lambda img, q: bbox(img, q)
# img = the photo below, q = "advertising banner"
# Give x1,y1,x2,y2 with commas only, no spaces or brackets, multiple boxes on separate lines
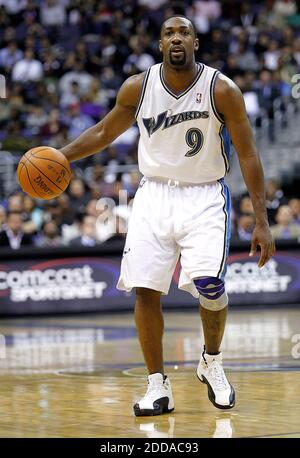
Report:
0,251,299,314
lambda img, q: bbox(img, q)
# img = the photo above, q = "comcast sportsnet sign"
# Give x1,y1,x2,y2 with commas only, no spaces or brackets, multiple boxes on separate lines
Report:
0,263,107,302
224,251,300,305
0,250,299,314
0,257,127,313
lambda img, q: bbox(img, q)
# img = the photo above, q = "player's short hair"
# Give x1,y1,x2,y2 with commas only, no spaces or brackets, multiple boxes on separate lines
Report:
160,15,197,39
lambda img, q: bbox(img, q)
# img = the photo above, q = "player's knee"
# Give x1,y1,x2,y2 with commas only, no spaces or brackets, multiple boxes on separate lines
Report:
194,277,228,311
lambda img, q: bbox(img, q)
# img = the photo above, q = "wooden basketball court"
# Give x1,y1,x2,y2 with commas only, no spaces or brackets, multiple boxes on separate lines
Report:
0,306,299,438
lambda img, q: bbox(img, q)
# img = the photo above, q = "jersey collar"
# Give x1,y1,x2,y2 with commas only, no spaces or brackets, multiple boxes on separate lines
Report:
159,63,204,99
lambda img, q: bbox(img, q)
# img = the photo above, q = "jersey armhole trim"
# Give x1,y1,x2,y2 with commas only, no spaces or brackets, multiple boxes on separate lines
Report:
210,70,225,125
135,68,151,119
219,124,230,174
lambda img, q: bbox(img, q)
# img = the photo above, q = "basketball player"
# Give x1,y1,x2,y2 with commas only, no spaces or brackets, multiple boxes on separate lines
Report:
60,16,275,415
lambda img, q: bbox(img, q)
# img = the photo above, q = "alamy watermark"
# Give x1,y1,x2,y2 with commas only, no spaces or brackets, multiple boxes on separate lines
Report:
94,186,202,238
0,335,6,359
291,334,300,359
95,190,130,235
291,74,300,99
0,74,6,99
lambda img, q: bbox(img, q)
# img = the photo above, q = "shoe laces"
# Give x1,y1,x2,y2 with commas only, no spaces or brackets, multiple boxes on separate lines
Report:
143,376,169,400
207,360,229,391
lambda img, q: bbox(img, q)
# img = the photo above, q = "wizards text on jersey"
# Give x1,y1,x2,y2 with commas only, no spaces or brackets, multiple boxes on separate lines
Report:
143,110,209,137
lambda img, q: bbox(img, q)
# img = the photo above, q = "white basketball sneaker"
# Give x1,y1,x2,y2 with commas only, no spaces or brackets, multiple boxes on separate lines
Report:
197,349,235,409
134,373,175,416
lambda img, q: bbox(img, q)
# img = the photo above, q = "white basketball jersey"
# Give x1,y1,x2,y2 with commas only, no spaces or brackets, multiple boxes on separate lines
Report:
136,63,230,184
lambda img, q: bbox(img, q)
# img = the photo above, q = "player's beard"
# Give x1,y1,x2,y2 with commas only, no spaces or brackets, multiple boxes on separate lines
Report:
169,50,186,66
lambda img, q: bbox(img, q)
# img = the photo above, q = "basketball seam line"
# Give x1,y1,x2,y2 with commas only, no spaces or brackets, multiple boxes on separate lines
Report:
25,157,65,192
23,162,44,198
17,162,25,181
30,155,70,173
25,150,35,161
18,154,33,181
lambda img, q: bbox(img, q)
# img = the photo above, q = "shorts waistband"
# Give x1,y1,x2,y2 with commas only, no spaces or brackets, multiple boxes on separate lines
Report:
143,176,218,188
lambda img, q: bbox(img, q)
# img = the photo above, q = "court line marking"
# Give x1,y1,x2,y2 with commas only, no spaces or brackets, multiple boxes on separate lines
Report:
249,431,300,438
52,360,300,377
0,322,195,332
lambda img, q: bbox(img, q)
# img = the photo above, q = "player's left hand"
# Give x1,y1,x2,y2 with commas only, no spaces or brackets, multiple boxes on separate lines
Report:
249,224,276,268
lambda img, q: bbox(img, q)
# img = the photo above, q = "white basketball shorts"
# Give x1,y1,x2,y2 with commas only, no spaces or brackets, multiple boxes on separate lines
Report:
117,177,231,298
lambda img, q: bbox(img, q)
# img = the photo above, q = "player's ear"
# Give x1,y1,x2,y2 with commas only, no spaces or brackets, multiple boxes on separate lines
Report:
159,40,163,53
194,38,199,51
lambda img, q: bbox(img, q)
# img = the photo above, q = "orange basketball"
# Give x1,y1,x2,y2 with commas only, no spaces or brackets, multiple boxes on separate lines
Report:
17,146,71,200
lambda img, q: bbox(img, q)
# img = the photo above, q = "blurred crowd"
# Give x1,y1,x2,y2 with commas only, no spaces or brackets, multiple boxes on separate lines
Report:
231,179,300,243
0,178,300,249
1,0,299,150
0,0,300,248
0,169,132,248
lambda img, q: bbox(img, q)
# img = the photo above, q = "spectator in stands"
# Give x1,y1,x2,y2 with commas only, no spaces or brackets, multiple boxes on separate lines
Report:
270,205,300,239
89,164,105,190
7,193,23,212
0,40,23,74
0,1,26,21
235,42,260,73
273,0,297,28
254,33,270,57
236,2,258,31
123,36,155,75
84,78,110,111
25,106,48,133
0,211,33,248
66,103,94,141
61,213,80,245
264,40,281,71
265,179,287,225
39,108,68,148
235,213,256,241
241,73,261,122
223,54,241,80
11,49,43,82
100,66,123,97
69,178,90,212
293,38,300,67
59,61,93,98
42,53,62,79
5,83,22,107
40,0,67,27
257,69,281,142
238,195,254,216
43,199,64,228
70,214,99,247
2,119,32,152
56,193,75,226
288,198,300,224
22,195,43,234
36,220,63,247
60,81,81,109
190,0,221,34
0,205,6,230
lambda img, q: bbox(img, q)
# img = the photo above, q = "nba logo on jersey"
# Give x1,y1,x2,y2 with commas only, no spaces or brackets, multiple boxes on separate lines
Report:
196,92,202,103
